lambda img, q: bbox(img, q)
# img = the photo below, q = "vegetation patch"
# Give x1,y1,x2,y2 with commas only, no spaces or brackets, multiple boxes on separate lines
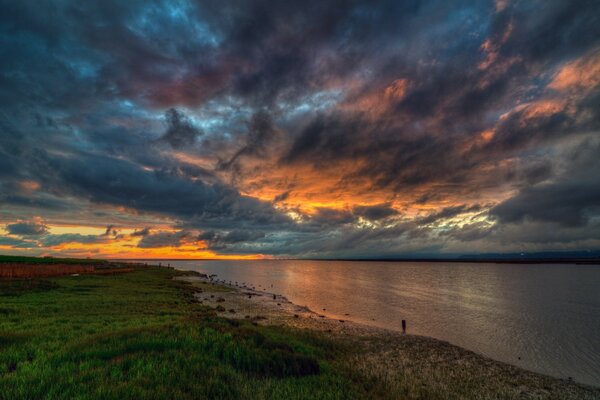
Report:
0,279,59,297
0,267,373,399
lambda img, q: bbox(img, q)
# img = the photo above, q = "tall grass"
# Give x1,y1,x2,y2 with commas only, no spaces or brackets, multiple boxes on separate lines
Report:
0,263,95,278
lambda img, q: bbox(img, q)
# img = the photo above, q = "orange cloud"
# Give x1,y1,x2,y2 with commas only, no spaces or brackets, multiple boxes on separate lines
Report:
479,22,513,70
495,0,509,12
19,180,40,192
340,78,410,119
549,49,600,92
521,99,570,120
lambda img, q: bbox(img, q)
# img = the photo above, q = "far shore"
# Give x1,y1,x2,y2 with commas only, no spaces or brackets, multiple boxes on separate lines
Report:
309,258,600,265
180,273,600,399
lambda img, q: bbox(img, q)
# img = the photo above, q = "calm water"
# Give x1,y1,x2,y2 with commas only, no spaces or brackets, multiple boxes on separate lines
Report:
158,260,600,386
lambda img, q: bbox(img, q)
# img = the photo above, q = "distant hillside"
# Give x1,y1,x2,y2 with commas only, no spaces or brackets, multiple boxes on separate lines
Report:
458,250,600,261
314,250,600,264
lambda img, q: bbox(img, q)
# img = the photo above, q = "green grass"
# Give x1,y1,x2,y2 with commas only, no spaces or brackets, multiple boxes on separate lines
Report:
0,267,383,400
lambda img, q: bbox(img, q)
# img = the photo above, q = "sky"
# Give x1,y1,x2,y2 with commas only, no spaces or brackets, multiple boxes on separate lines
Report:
0,0,599,259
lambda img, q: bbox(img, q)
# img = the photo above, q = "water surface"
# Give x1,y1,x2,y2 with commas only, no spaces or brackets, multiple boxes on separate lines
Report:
155,260,599,386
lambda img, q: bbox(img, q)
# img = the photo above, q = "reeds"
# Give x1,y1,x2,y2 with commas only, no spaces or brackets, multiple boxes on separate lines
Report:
0,263,95,278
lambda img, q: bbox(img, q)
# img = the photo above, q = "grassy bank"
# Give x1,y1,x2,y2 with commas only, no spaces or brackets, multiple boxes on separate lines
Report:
1,265,598,399
0,267,382,399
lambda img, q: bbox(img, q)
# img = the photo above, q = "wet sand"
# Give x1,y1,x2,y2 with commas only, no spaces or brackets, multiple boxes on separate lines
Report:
178,275,600,399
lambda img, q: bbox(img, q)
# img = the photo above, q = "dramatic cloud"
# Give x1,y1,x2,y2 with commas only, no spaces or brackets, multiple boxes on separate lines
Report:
6,220,49,236
40,234,110,247
353,204,399,221
491,139,600,228
131,227,151,237
0,236,37,248
0,0,599,258
199,229,267,251
137,231,191,248
161,109,203,148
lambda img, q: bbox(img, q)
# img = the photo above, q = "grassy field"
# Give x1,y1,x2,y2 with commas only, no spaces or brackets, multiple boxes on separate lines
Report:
0,266,384,400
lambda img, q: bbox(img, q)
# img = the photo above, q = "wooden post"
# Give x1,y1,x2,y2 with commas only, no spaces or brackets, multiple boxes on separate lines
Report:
402,319,406,334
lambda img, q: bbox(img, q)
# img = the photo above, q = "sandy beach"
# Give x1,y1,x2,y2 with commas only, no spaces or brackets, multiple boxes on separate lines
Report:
179,275,600,400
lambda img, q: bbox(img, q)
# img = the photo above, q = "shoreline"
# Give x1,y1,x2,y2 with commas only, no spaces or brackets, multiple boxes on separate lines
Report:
180,274,600,399
178,275,398,337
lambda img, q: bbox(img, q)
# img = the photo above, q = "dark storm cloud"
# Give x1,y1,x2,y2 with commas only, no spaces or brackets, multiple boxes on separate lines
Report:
492,183,600,227
273,191,290,203
496,1,600,63
161,109,203,148
1,0,599,257
282,113,362,165
131,227,151,237
6,220,49,236
353,204,398,221
309,204,399,225
0,194,71,212
0,236,37,248
312,207,355,225
137,230,190,248
0,230,111,248
219,110,278,170
283,113,472,192
485,101,599,154
40,234,109,247
199,229,266,250
205,221,426,257
19,144,291,230
0,148,16,177
491,139,600,228
103,225,119,237
194,1,355,106
275,1,600,196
